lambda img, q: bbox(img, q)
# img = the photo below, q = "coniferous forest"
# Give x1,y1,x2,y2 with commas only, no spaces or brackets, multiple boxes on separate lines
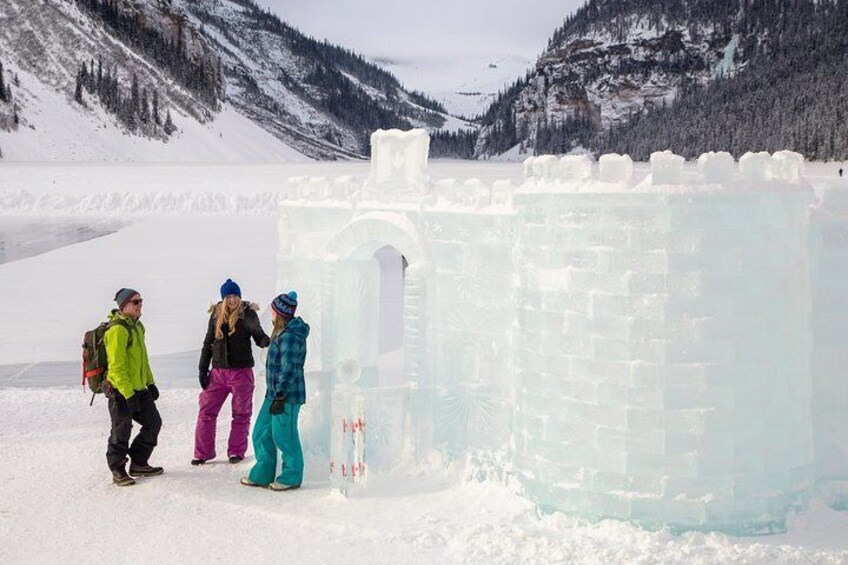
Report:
477,0,848,161
191,0,446,153
74,0,221,109
74,58,175,138
595,0,848,160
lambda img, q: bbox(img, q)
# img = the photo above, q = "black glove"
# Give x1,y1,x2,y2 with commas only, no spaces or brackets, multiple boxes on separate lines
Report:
114,391,139,415
148,384,160,401
269,395,287,415
199,371,210,390
113,391,128,413
127,393,140,413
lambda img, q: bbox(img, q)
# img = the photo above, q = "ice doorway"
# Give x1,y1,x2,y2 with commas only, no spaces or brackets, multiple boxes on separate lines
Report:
374,245,408,387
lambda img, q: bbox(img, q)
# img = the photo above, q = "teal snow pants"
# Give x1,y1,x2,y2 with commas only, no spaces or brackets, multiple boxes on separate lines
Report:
248,398,303,486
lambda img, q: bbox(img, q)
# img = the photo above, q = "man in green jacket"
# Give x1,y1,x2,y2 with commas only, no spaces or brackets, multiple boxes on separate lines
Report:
105,288,163,486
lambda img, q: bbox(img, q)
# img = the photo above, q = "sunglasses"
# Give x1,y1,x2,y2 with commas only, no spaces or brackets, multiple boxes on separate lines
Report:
130,298,144,306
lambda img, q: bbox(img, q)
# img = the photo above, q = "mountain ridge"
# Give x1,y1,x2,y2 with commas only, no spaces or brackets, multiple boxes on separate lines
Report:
0,0,453,161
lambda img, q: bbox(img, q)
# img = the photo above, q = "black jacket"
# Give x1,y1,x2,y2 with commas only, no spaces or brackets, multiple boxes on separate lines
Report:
199,301,271,372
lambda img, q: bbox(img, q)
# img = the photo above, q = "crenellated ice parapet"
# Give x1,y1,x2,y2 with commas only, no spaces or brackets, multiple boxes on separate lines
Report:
598,153,634,183
283,175,364,206
739,151,773,182
491,180,513,208
429,178,501,210
773,151,805,182
560,155,594,181
367,129,430,202
737,150,806,185
520,150,811,193
650,150,685,185
697,152,736,184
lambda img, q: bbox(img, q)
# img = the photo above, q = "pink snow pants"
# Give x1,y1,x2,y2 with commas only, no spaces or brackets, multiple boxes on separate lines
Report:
193,367,255,460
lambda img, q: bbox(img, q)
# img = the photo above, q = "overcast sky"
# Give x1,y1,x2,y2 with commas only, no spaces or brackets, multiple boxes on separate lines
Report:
255,1,585,60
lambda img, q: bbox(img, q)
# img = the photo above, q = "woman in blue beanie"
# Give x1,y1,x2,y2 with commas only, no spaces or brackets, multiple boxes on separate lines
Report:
193,279,270,466
241,291,310,491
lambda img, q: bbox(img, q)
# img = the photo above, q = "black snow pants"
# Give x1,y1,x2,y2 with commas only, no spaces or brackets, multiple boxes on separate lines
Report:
106,389,162,472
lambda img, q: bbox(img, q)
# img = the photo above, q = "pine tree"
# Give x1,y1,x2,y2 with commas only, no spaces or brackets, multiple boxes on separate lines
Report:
130,73,140,116
141,88,150,125
163,109,175,135
152,90,160,126
74,72,83,104
0,61,5,102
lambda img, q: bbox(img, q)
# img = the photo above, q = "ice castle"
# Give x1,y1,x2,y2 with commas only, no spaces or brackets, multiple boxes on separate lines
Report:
277,129,848,535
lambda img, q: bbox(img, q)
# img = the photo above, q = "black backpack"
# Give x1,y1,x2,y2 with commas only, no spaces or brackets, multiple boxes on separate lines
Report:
81,319,132,405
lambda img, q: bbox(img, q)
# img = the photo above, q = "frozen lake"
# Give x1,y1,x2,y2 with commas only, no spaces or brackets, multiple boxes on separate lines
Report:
0,217,123,264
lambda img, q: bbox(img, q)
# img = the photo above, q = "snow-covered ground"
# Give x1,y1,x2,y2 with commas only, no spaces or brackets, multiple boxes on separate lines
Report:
1,161,848,564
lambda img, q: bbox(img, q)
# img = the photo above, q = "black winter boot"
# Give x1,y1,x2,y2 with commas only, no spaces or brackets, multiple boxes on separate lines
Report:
112,468,136,487
129,462,164,477
191,458,207,466
228,456,243,464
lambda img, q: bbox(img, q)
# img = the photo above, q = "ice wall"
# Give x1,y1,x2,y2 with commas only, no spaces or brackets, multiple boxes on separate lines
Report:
810,186,848,482
513,151,815,534
279,136,823,535
279,136,516,463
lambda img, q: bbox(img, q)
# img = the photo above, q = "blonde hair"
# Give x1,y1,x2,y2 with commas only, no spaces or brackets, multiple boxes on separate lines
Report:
271,312,288,339
215,297,242,340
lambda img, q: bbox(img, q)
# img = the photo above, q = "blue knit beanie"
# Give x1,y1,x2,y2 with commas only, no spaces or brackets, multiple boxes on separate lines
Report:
220,279,241,299
272,291,298,317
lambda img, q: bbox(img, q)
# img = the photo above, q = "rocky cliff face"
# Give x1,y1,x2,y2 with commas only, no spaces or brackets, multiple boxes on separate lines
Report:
476,0,755,157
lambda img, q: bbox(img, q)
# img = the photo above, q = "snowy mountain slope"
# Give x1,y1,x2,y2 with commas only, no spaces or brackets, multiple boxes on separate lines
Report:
174,0,452,158
477,0,848,160
0,0,455,161
0,0,294,161
0,64,303,162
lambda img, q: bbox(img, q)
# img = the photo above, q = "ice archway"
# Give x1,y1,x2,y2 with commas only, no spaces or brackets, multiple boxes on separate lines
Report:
322,211,431,389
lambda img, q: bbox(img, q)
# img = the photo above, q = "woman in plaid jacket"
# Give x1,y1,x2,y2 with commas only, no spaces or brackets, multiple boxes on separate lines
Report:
241,291,310,491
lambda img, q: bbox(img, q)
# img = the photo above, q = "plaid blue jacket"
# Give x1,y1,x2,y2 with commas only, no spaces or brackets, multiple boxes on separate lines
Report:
265,317,310,404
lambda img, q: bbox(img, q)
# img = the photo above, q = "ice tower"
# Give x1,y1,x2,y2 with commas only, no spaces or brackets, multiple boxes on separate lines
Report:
513,151,814,534
277,130,844,534
810,183,848,496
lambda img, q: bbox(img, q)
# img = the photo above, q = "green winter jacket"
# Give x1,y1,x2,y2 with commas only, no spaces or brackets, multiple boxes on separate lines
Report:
104,310,154,399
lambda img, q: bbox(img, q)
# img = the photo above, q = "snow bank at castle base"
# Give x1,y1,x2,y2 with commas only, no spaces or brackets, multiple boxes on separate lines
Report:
511,188,816,535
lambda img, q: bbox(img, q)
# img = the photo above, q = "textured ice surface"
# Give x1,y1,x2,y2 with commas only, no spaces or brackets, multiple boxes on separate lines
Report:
697,151,736,184
599,153,634,183
368,129,430,201
773,150,805,182
650,150,685,185
560,155,594,181
277,130,831,534
739,151,773,182
810,188,848,482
